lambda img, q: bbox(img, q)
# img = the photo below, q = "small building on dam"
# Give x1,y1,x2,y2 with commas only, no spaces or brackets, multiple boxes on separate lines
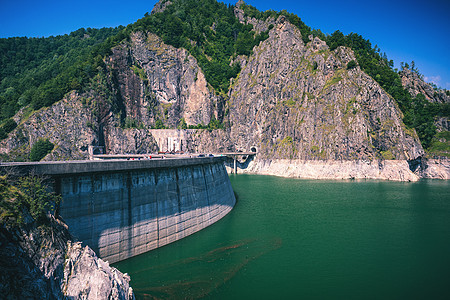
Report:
0,157,236,263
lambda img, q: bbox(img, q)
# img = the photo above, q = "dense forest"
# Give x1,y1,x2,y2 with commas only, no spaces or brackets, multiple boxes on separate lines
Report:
0,0,448,155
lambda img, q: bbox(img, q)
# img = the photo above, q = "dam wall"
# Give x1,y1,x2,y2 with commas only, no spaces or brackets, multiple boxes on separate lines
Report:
1,158,236,263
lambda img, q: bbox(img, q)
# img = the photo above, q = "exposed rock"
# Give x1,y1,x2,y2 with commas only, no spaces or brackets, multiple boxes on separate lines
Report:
400,67,449,162
234,1,276,34
420,158,450,179
435,117,450,132
225,17,423,162
0,217,133,299
151,0,172,15
1,13,442,181
235,159,420,182
107,31,222,129
0,89,159,160
400,67,450,103
63,242,134,299
0,92,97,161
105,127,158,155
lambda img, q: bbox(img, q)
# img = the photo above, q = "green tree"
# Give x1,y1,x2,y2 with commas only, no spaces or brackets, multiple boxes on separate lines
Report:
154,119,166,129
0,175,60,226
347,60,357,70
29,139,54,161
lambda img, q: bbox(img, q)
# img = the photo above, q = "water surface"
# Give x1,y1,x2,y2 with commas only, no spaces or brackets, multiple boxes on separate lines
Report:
115,175,450,299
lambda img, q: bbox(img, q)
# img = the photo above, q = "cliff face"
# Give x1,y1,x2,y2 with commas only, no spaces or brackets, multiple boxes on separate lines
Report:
111,31,222,128
0,92,97,161
0,90,159,160
400,67,449,133
400,67,450,104
0,217,134,299
224,16,422,162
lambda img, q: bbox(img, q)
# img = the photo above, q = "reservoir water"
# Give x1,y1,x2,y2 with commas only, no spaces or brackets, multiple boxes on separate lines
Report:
114,175,450,299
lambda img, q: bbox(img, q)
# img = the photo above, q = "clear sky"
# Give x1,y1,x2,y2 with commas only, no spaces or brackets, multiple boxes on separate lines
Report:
1,0,449,89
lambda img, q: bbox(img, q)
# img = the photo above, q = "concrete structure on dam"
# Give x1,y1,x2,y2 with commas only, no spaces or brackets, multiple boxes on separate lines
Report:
0,157,236,263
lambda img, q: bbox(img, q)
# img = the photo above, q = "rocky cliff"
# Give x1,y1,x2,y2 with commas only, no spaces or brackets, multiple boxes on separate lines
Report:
0,214,134,299
400,67,450,104
226,15,422,162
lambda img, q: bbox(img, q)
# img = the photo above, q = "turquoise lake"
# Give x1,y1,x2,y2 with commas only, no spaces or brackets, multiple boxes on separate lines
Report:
114,175,450,299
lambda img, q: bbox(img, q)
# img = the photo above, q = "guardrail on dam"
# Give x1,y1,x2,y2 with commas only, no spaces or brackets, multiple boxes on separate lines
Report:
0,157,236,263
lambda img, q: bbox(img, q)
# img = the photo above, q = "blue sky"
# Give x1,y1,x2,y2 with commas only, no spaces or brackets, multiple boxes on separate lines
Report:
1,0,449,89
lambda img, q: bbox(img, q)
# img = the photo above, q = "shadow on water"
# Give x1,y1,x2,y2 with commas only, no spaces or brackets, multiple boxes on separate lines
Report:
233,191,239,204
131,237,282,300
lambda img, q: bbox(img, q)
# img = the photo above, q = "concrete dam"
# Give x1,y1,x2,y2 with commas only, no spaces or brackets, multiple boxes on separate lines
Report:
0,157,236,263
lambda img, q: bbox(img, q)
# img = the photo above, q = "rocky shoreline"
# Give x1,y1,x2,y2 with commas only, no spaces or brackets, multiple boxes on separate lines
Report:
420,158,450,180
227,158,450,181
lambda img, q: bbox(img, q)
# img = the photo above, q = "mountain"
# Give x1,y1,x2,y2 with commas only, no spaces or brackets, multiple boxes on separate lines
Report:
399,66,449,161
0,0,448,180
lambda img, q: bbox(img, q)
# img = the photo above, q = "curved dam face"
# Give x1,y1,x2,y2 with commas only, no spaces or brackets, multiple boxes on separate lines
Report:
1,158,235,263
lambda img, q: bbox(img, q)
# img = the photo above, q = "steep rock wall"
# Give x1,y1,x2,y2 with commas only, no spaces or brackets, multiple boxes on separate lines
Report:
400,67,450,104
226,16,423,161
107,31,222,129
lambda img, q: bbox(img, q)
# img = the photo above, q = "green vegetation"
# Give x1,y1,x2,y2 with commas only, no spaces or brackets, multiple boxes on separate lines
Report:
323,73,342,90
0,175,60,227
178,117,188,129
131,64,148,82
153,119,167,129
277,136,297,159
29,139,54,161
427,131,450,158
283,99,296,107
312,61,318,71
128,0,271,93
0,0,447,153
0,118,17,140
346,60,357,70
0,27,123,121
239,3,325,44
0,0,272,130
122,117,145,129
380,150,395,160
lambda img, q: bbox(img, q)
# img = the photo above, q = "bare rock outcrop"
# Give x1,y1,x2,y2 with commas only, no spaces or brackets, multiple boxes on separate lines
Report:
400,67,450,103
0,217,134,299
117,31,222,127
238,159,420,181
63,242,134,299
0,4,435,181
151,0,172,15
0,92,97,161
234,0,276,34
420,158,450,179
225,16,423,162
